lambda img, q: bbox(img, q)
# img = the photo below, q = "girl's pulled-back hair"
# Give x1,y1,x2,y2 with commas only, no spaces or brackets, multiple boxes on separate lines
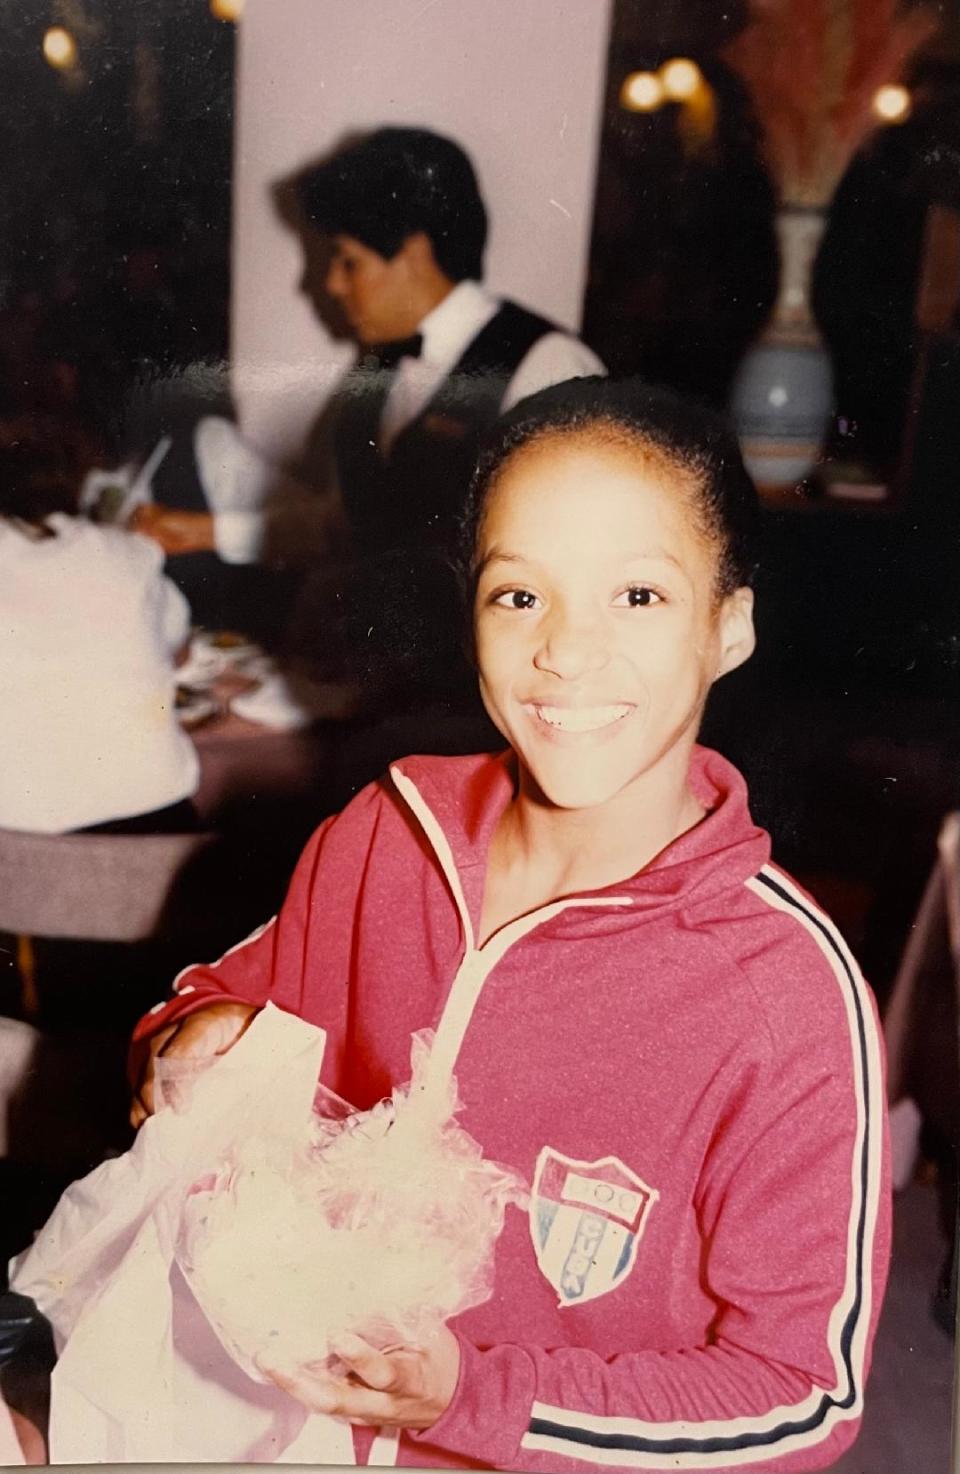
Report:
460,377,761,601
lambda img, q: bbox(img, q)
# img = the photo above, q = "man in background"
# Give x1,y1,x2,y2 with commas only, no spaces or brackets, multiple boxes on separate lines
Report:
137,127,603,703
289,126,602,554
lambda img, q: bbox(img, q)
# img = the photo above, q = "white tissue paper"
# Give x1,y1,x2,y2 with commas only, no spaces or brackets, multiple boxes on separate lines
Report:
9,1003,526,1465
10,1005,352,1464
179,1028,526,1382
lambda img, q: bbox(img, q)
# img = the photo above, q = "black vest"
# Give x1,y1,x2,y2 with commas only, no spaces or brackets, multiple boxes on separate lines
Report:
332,299,556,553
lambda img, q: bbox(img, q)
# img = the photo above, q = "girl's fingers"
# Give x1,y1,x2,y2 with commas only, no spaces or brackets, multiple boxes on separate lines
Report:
130,1023,180,1126
331,1336,398,1392
280,1368,393,1424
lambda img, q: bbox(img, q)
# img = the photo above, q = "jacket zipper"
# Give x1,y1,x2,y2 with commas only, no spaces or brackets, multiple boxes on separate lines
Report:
390,765,632,1108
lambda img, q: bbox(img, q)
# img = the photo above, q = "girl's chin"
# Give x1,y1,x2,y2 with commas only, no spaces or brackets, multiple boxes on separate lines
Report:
518,754,639,813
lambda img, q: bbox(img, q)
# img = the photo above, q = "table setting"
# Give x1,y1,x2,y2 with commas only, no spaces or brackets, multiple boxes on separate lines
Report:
174,627,356,736
168,629,341,823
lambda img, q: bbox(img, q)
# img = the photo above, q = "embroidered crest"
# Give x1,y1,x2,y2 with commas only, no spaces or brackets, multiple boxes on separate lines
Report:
530,1147,659,1307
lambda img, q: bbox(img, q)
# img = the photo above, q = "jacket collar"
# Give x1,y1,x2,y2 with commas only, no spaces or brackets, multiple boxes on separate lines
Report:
389,746,770,929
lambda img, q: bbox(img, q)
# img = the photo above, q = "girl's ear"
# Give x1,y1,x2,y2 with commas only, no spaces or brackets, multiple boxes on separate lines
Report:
715,586,756,679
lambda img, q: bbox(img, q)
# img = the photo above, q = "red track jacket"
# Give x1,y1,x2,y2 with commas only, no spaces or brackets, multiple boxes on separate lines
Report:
134,746,891,1472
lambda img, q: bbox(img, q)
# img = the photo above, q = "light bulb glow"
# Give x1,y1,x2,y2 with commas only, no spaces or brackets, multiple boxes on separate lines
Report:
872,84,911,123
210,0,244,19
42,26,77,69
660,58,703,101
621,71,664,113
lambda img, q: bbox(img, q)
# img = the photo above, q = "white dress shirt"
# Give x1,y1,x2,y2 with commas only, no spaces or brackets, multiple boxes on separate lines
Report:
0,516,199,833
209,281,604,564
379,279,604,451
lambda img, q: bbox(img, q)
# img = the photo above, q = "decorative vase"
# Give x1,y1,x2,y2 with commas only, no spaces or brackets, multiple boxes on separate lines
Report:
730,207,835,488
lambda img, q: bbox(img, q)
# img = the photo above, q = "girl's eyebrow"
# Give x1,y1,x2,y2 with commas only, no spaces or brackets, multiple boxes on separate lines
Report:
624,548,685,570
475,547,525,578
477,546,685,576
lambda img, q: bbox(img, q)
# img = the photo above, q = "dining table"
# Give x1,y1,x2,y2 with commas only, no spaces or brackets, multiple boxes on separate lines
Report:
189,704,328,823
174,637,333,827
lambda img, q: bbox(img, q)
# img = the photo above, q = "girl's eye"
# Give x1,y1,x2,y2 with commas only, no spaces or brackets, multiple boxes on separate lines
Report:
492,589,541,610
614,585,663,608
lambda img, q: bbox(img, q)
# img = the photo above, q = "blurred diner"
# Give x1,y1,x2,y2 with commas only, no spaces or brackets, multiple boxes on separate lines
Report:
0,421,199,836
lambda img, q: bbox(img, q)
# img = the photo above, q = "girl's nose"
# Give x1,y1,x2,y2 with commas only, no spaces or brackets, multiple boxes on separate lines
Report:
533,609,610,680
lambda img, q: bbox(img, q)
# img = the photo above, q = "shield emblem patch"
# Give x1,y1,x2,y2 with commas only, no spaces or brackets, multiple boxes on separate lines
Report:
530,1147,659,1307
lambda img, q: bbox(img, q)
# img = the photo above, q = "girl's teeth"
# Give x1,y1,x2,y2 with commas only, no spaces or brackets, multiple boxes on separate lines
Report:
536,705,630,732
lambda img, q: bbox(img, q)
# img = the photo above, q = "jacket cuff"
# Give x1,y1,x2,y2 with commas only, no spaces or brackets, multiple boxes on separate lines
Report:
212,510,265,564
408,1334,535,1470
127,990,255,1089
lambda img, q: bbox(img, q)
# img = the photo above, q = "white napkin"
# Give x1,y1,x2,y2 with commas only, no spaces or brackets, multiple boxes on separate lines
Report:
230,670,324,730
176,629,261,687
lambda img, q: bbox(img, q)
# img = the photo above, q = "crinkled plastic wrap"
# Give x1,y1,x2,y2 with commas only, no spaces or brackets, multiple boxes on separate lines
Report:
9,1006,364,1464
177,1030,527,1380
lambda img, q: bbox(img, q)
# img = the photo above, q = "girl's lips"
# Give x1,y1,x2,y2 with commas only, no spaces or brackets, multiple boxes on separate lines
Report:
525,702,634,734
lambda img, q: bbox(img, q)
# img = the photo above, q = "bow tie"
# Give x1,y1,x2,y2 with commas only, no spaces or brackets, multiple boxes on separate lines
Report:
360,334,424,372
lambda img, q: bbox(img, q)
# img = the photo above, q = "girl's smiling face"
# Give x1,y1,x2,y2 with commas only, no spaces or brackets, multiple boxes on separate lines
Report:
473,431,756,813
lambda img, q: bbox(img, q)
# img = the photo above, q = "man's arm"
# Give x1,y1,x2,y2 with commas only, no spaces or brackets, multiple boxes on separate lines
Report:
131,412,345,566
130,504,217,558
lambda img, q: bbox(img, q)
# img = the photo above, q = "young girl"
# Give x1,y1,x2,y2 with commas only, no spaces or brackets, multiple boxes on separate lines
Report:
131,378,890,1473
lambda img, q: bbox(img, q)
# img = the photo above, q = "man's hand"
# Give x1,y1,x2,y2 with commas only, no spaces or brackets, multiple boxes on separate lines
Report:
130,503,216,556
261,1327,461,1431
130,1000,259,1127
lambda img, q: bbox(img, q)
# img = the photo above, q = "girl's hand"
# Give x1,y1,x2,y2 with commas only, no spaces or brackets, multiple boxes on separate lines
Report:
261,1327,461,1430
130,1001,259,1127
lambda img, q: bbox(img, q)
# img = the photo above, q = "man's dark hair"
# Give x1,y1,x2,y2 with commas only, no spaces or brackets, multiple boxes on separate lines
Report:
297,127,488,283
460,376,761,601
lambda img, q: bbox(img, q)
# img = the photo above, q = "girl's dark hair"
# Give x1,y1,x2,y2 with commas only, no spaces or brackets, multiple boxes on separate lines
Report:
298,127,488,284
0,420,80,528
459,376,761,602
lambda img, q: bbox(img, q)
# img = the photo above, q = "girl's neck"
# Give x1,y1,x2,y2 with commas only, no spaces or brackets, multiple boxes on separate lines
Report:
482,744,705,937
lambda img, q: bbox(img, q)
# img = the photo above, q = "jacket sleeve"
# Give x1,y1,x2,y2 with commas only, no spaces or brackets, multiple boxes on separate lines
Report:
411,965,891,1474
129,780,384,1078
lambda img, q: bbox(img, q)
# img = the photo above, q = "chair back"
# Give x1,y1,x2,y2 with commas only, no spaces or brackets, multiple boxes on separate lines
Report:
0,827,215,942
